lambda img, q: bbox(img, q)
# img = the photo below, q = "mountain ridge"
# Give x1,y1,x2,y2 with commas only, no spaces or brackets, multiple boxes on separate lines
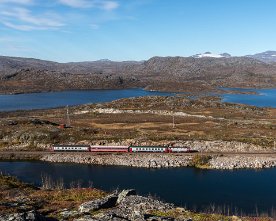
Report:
0,53,275,94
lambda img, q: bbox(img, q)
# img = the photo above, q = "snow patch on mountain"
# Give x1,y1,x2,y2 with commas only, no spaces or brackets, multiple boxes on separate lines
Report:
192,52,231,58
246,51,276,63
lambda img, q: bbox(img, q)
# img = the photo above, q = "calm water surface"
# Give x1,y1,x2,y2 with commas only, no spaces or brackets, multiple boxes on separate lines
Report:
0,88,275,111
222,88,276,108
0,89,174,111
1,161,276,216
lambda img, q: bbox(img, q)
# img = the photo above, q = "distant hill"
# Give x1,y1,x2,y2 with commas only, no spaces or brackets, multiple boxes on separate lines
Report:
0,53,275,94
246,51,276,63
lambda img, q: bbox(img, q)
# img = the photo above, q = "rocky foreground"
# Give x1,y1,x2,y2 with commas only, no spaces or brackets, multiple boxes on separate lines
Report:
0,177,269,221
41,153,276,170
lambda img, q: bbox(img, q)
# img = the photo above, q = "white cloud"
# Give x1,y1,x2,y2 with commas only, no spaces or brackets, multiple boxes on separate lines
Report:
58,0,92,8
0,7,65,31
102,1,119,10
0,0,121,32
58,0,119,10
2,21,45,31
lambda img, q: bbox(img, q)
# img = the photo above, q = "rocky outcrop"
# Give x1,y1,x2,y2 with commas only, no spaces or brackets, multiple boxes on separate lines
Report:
0,210,46,221
117,189,136,204
92,108,217,120
79,194,118,213
0,187,266,220
76,189,175,221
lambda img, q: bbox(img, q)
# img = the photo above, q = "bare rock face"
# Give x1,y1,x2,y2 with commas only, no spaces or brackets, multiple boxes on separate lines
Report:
0,211,46,221
76,189,176,221
79,194,118,213
117,189,136,204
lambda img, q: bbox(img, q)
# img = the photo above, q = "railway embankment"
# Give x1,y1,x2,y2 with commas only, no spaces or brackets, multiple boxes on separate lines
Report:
41,153,276,170
209,155,276,169
41,153,192,168
0,140,267,153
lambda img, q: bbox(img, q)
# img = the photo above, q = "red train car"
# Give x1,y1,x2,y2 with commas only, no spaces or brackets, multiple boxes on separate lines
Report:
90,145,129,152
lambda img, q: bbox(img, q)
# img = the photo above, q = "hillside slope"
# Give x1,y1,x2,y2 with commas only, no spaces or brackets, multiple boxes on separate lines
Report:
0,55,275,94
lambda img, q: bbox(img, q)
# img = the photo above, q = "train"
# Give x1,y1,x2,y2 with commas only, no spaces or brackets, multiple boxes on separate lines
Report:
51,144,198,153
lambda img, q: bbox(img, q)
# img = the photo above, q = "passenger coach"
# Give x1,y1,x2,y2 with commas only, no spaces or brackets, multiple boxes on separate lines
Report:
129,146,168,153
90,145,129,152
52,144,90,152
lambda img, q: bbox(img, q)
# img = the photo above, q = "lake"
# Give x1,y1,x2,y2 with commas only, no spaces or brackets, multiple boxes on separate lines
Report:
0,88,275,111
221,88,276,108
0,89,173,111
1,161,276,216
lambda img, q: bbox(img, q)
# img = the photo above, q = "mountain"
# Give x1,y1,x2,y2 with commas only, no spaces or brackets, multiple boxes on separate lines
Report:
246,51,276,63
0,55,275,94
192,52,231,58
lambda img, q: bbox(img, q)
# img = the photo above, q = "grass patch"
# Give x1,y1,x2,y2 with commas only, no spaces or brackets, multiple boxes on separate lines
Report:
189,154,212,169
0,174,36,191
0,174,106,217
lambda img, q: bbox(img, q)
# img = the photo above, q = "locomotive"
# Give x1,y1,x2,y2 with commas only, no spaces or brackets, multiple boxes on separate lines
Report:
52,144,197,153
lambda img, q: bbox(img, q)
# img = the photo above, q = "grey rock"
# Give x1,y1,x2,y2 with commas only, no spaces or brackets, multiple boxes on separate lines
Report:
144,214,175,220
75,213,129,221
74,215,99,221
0,211,46,221
79,194,118,213
60,209,79,218
117,189,136,204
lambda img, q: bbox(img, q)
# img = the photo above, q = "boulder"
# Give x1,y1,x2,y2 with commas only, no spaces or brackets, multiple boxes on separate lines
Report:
144,214,175,220
79,194,118,213
117,189,136,204
0,211,46,221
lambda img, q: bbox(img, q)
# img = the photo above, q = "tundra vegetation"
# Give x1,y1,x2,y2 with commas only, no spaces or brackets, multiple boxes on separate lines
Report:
0,95,274,151
0,174,273,221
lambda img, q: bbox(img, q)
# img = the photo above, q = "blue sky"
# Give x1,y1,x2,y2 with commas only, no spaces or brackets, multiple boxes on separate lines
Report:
0,0,276,62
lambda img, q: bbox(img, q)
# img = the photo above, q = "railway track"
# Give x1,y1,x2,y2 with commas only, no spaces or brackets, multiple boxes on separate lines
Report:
1,151,276,157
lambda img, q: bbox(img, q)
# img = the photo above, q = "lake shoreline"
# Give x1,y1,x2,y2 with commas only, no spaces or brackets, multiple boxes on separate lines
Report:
1,85,276,95
41,152,276,170
2,151,276,170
